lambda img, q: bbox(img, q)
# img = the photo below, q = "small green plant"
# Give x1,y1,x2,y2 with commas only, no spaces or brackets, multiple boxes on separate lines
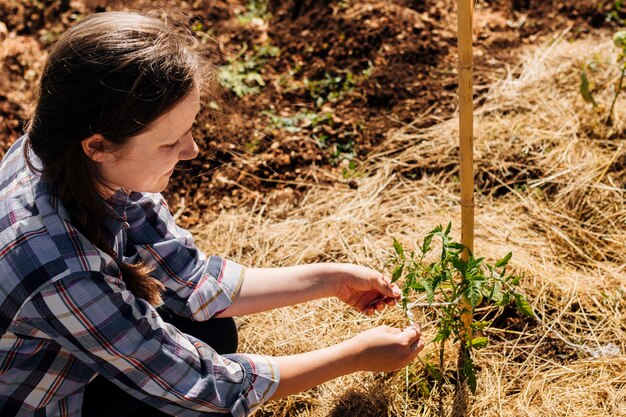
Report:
606,30,626,124
389,223,533,397
301,72,356,107
236,0,271,25
288,62,373,107
341,159,363,180
262,110,332,133
580,30,626,125
580,61,599,109
218,44,279,98
605,0,626,25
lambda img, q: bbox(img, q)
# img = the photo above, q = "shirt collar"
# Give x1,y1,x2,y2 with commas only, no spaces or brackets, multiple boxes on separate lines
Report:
103,189,130,238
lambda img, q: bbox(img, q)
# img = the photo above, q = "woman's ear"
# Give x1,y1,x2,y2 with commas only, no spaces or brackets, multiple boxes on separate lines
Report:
81,134,115,162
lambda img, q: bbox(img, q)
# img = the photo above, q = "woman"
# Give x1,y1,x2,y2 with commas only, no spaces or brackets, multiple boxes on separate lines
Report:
0,11,424,417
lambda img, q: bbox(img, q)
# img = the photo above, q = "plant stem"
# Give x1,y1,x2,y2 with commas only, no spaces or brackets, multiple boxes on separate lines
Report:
451,343,470,417
437,340,445,417
606,66,625,125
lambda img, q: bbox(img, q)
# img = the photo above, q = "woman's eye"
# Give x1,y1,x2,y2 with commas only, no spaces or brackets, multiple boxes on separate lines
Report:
165,141,178,149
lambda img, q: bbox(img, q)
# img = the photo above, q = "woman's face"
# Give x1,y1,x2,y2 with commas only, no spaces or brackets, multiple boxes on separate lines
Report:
96,85,201,194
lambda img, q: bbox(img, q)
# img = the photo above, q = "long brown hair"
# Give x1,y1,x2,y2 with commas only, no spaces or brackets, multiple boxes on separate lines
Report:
25,12,211,305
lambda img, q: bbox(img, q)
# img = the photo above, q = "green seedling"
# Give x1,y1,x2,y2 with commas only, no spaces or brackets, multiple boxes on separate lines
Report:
389,223,533,397
605,0,626,25
580,30,626,125
218,44,279,98
284,62,373,107
236,0,271,25
606,30,626,124
262,110,332,133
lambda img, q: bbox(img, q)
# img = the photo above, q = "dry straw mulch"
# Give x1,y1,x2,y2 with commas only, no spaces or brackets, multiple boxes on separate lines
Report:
193,32,626,417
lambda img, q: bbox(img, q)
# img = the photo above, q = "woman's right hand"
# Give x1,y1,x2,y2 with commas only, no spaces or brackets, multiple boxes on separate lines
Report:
270,323,425,400
348,324,425,372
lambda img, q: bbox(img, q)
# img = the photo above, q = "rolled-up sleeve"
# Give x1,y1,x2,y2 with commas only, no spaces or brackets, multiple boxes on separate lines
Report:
215,353,279,416
21,271,279,416
123,192,243,320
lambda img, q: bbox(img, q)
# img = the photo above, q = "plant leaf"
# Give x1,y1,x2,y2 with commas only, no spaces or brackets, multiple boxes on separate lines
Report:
433,327,451,343
421,278,435,303
497,292,511,307
511,274,521,286
488,282,504,304
391,264,404,283
448,242,465,250
465,282,481,307
430,224,443,235
495,252,513,268
392,237,404,258
468,336,489,349
405,271,424,291
580,67,598,108
468,256,484,272
470,320,491,331
514,293,535,317
421,233,434,254
451,256,466,276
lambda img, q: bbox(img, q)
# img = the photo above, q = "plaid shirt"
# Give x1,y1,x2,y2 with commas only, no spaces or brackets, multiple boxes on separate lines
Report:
0,137,279,417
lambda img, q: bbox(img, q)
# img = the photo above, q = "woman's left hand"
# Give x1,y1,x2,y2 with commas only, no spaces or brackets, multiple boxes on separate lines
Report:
334,264,402,316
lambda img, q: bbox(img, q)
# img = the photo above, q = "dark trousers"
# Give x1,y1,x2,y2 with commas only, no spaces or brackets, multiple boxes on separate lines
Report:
82,308,238,417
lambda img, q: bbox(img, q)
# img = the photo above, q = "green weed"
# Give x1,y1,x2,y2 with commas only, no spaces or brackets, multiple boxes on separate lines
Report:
341,159,364,180
304,72,357,106
236,0,271,25
605,0,626,25
279,62,374,107
306,63,373,107
262,110,332,133
218,44,279,98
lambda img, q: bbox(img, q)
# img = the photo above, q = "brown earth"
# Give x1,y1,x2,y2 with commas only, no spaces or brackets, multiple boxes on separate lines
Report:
0,0,622,226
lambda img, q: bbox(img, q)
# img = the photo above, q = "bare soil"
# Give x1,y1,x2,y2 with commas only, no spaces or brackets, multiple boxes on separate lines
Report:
1,0,620,227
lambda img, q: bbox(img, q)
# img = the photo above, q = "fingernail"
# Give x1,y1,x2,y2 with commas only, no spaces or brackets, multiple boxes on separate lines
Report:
392,287,401,297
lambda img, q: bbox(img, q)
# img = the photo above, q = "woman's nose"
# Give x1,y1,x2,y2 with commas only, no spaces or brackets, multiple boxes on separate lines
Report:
178,133,199,161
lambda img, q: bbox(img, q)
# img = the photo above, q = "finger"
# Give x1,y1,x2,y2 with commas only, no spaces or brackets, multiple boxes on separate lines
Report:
410,338,425,354
403,324,422,343
374,274,402,299
383,297,397,306
365,296,384,310
382,325,402,334
365,297,393,314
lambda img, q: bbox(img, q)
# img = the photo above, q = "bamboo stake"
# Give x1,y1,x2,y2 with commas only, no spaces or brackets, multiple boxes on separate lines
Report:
457,0,474,343
452,1,474,416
